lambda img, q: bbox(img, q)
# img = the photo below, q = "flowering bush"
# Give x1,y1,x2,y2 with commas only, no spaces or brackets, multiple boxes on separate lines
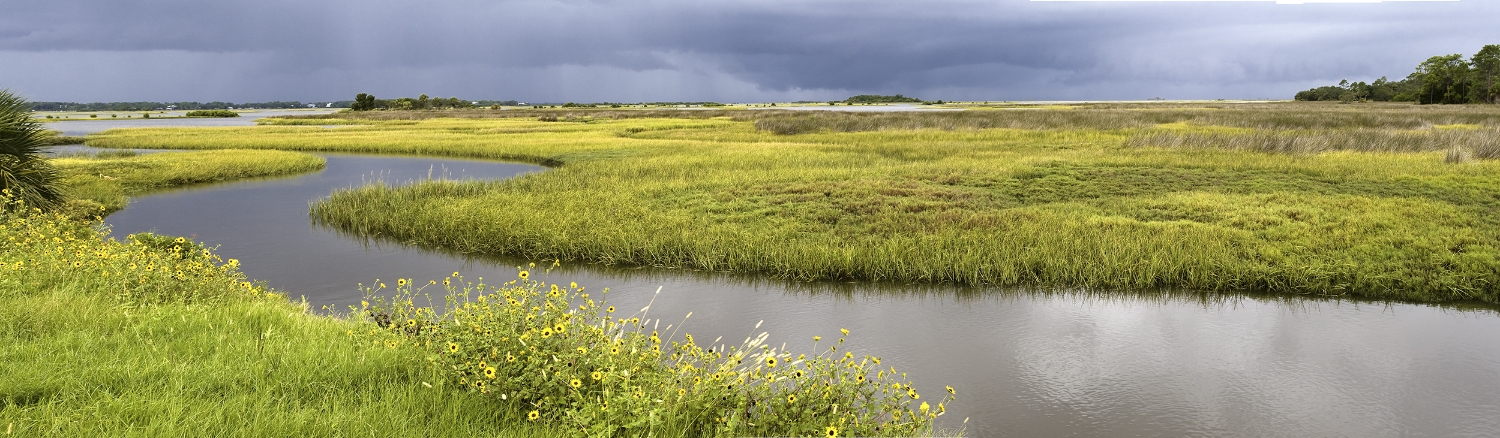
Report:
0,192,268,305
357,265,955,437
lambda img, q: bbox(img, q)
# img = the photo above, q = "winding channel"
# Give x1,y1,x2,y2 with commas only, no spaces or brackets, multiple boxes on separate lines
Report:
48,117,1500,437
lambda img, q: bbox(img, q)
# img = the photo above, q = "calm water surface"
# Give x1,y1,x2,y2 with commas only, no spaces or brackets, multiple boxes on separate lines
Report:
65,118,1500,437
42,109,337,136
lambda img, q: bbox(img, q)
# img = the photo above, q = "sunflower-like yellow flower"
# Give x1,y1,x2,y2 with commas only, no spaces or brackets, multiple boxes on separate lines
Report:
527,410,539,421
591,370,603,380
448,342,460,353
569,378,582,388
787,394,797,403
518,270,529,279
825,426,839,437
765,356,777,368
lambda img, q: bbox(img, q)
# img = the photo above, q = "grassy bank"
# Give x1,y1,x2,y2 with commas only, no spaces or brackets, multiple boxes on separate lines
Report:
1,201,949,436
0,203,557,436
53,149,326,215
89,103,1500,304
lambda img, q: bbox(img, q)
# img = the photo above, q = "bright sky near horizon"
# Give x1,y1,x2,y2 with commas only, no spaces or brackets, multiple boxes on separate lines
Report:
1,0,1496,102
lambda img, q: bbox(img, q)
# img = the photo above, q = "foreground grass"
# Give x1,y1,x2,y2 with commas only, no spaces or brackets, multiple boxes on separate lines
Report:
53,149,325,214
0,208,556,437
88,103,1500,304
1,203,947,436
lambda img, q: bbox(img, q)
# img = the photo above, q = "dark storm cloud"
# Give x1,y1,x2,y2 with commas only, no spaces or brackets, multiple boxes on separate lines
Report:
1,0,1497,102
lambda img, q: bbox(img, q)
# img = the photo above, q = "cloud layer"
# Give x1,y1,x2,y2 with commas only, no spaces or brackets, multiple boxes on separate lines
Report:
2,0,1496,102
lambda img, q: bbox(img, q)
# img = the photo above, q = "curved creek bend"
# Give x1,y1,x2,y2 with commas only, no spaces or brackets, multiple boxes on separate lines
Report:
56,118,1500,437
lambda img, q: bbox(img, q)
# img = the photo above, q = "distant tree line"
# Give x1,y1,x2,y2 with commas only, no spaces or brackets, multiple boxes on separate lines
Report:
1296,44,1500,104
27,101,344,111
351,93,477,111
843,94,923,104
184,110,240,118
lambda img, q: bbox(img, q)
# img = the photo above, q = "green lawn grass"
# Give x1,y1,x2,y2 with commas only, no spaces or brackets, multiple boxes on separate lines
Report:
87,103,1500,304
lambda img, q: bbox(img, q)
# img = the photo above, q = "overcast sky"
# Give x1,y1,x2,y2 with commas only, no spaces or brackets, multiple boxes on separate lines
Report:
1,0,1496,103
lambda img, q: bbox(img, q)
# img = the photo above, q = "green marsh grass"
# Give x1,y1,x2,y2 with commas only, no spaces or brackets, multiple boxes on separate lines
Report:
1,197,952,436
89,104,1500,304
359,271,953,436
285,101,1500,131
53,149,325,215
184,109,240,118
0,202,560,437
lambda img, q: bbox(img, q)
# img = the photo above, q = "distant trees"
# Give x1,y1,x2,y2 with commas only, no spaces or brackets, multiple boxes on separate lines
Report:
1294,76,1420,103
348,93,475,111
843,94,923,104
1417,54,1473,104
1295,44,1500,104
184,110,240,118
1475,45,1500,104
351,93,377,111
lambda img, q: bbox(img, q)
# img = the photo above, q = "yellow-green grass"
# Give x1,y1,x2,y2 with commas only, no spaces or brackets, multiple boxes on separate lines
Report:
53,149,325,215
1,203,950,436
361,273,952,436
0,207,557,437
88,106,1500,304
